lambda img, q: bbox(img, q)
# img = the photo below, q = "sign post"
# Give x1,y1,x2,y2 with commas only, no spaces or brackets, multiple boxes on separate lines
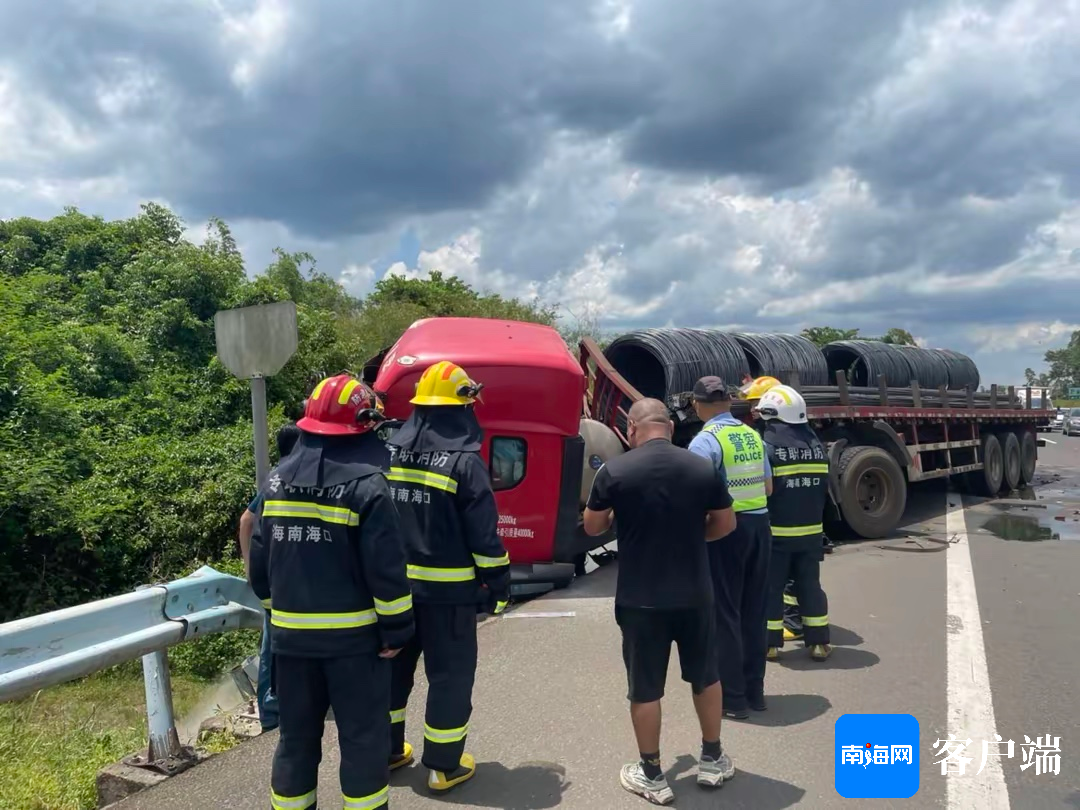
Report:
214,301,299,490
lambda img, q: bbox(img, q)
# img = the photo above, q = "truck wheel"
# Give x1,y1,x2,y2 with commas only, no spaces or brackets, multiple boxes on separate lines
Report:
966,433,1003,497
1001,432,1022,492
837,446,907,539
1018,430,1037,485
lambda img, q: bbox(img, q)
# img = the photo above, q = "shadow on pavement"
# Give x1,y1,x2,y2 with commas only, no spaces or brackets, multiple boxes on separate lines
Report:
743,693,832,728
777,646,880,671
401,761,570,809
826,624,863,646
540,564,618,602
667,756,806,808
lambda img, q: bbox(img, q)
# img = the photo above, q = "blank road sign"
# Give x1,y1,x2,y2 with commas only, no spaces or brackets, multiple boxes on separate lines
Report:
214,301,299,379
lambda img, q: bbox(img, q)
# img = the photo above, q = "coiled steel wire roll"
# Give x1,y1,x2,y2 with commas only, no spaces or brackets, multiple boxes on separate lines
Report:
931,348,981,390
604,328,751,400
824,340,982,390
822,340,916,387
732,332,831,386
891,344,951,390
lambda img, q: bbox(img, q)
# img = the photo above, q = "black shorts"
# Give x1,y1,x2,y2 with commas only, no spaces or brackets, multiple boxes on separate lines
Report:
614,605,720,703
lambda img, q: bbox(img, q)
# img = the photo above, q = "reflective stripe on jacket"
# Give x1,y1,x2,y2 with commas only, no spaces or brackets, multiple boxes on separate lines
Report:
387,446,510,604
249,463,414,658
764,422,830,550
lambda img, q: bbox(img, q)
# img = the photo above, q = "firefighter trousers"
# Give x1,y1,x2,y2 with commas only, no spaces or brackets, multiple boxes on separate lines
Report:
390,602,478,773
708,511,772,711
271,652,390,810
767,543,829,648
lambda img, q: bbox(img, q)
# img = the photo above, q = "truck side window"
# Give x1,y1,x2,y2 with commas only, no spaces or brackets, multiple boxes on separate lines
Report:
490,437,527,491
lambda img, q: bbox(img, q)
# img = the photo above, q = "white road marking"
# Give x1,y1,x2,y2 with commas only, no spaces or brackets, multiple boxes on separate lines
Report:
1042,438,1057,445
945,493,1011,808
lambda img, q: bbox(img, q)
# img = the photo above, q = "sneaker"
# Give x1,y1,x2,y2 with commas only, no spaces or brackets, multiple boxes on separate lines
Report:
766,646,780,661
782,626,803,642
810,644,832,661
749,694,767,712
428,753,476,792
620,762,674,805
698,751,736,787
723,707,749,720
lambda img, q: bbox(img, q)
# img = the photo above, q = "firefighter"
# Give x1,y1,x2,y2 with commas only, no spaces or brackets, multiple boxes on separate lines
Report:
687,376,773,718
737,377,807,645
386,360,510,792
249,374,414,810
755,384,832,662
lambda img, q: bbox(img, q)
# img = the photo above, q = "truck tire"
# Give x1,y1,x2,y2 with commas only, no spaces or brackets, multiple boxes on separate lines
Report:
966,433,1003,497
1019,430,1037,485
1001,431,1022,492
837,446,907,539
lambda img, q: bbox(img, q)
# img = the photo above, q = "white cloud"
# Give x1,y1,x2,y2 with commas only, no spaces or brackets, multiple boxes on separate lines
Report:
339,262,375,294
970,320,1080,354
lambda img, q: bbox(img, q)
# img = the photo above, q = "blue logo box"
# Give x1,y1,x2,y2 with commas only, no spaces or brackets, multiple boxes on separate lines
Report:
835,713,920,798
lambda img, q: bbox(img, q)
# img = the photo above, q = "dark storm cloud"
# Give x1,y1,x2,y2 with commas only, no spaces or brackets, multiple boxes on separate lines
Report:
0,0,596,237
554,0,946,187
3,0,1074,240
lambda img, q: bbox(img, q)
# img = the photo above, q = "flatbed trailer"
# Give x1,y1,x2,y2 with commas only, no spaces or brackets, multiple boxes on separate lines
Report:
579,338,1053,539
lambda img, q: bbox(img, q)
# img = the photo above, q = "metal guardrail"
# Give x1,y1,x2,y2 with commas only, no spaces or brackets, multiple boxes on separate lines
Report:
0,565,264,763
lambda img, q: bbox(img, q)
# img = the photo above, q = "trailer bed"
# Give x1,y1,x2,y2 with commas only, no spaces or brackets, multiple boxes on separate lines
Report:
578,337,1052,538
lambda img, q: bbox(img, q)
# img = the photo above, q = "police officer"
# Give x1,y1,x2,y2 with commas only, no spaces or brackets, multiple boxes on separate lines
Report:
688,376,773,719
755,384,832,662
387,361,510,792
249,375,414,810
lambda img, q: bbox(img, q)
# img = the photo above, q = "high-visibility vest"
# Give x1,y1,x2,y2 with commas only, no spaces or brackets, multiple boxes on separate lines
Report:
703,422,768,513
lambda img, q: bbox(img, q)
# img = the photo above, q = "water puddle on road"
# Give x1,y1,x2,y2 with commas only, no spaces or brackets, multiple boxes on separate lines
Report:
972,500,1080,543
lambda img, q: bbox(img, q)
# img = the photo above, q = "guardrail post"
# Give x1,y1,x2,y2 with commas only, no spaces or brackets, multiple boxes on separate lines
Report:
136,585,181,761
142,649,181,760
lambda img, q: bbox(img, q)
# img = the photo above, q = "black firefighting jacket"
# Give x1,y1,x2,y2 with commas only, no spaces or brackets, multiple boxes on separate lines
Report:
249,430,414,657
387,406,510,606
763,421,830,553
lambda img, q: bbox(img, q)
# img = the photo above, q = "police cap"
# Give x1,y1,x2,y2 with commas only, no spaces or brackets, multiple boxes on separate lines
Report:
693,376,731,403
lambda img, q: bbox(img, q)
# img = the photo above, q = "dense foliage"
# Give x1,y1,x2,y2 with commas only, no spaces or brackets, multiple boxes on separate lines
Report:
1024,332,1080,398
0,205,555,621
800,326,917,348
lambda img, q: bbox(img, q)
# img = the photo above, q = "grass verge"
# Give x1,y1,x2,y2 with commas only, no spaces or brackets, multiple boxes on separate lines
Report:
0,630,259,810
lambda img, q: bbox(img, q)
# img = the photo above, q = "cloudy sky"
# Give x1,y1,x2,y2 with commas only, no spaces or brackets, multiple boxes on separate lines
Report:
2,0,1077,384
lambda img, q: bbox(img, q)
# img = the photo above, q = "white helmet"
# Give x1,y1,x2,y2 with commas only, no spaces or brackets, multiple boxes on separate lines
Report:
756,384,808,424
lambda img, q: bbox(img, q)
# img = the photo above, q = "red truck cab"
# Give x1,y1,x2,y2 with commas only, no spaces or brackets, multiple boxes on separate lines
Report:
369,317,589,587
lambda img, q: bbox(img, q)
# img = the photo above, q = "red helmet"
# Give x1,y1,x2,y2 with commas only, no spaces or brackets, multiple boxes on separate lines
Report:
297,375,384,436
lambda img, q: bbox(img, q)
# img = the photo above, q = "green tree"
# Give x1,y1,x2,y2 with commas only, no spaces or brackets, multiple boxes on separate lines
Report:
341,270,558,362
0,207,555,621
801,326,918,348
877,328,917,346
801,326,861,347
1044,331,1080,387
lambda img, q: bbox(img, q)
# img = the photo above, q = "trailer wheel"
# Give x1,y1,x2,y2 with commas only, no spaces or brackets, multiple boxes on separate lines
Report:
837,446,907,539
966,433,1003,497
1001,432,1022,492
1018,430,1037,485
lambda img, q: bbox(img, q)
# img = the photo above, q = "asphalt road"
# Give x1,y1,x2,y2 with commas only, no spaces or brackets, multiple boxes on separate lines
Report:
115,434,1080,809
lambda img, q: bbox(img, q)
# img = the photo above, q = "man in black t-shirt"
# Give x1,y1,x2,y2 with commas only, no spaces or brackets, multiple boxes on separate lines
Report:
584,398,737,806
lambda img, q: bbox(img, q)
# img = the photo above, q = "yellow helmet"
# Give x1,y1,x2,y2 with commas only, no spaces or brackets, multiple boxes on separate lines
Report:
410,361,484,406
740,375,782,400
